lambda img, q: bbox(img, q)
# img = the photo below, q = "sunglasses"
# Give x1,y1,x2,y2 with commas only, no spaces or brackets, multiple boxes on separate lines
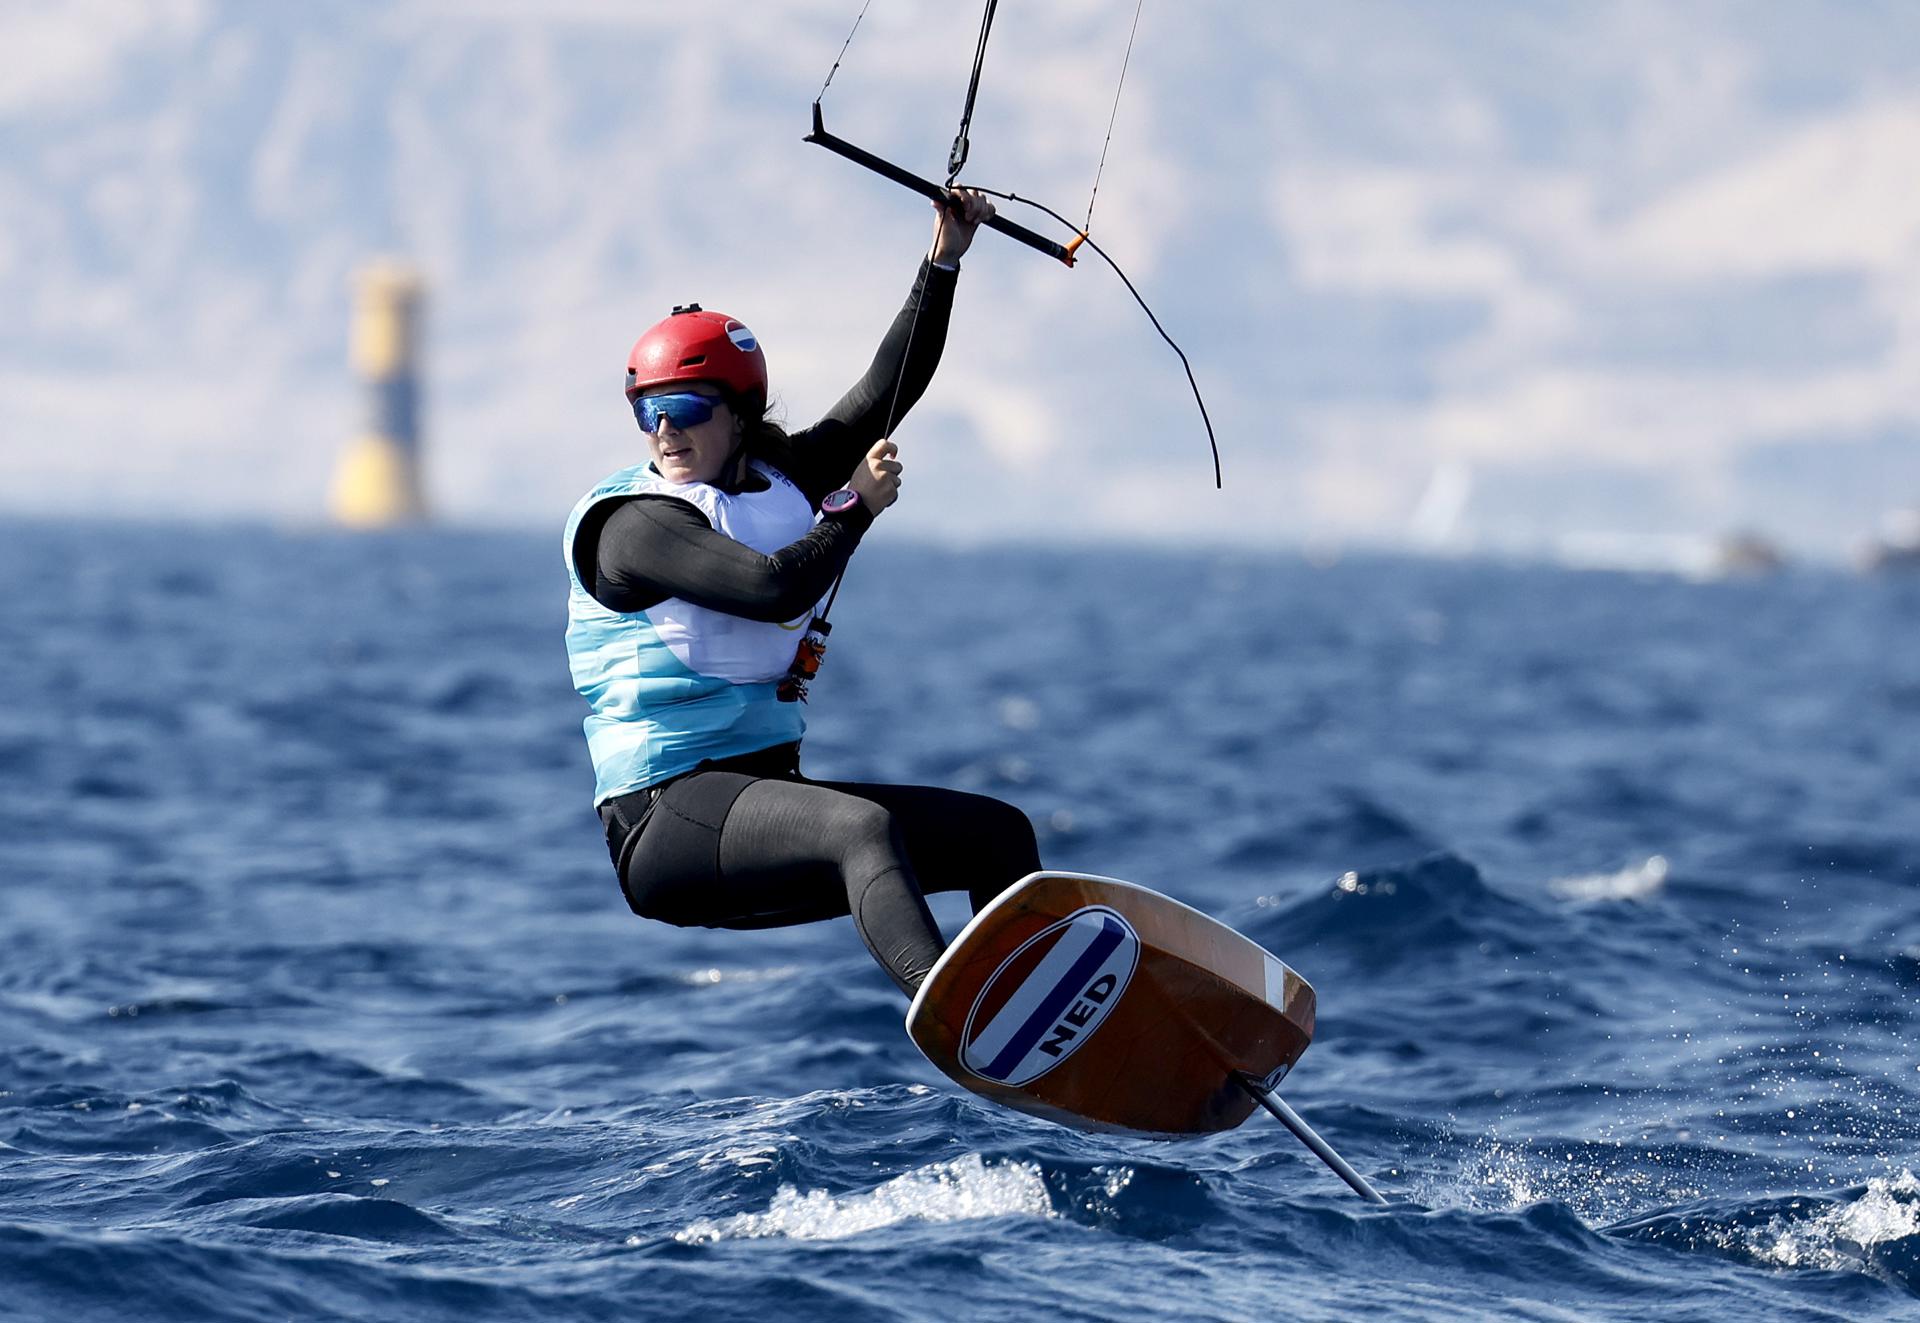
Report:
633,391,721,434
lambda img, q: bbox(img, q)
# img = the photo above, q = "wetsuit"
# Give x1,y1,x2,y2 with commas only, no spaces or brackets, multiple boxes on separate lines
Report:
571,259,1041,994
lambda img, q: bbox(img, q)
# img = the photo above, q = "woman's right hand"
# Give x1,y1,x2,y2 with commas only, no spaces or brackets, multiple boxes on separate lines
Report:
848,438,902,513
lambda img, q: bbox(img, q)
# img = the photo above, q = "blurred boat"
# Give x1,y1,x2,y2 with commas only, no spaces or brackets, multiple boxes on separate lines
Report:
1709,530,1787,578
1859,508,1920,573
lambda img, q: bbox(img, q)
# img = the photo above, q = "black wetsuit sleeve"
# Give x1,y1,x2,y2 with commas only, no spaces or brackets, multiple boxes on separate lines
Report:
784,258,958,503
584,495,874,622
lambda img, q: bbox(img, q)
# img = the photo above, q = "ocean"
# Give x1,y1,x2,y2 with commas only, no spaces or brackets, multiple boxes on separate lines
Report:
1,518,1915,1321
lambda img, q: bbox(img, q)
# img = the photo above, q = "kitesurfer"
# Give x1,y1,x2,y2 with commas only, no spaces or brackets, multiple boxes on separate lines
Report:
564,191,1040,996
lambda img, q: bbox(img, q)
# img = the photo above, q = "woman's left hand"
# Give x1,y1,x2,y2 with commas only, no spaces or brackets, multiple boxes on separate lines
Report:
929,188,996,266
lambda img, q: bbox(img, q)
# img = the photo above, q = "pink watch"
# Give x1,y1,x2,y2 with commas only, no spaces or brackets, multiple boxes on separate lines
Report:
820,488,862,516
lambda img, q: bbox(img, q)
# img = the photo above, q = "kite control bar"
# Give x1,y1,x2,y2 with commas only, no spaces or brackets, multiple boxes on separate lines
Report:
805,104,1080,267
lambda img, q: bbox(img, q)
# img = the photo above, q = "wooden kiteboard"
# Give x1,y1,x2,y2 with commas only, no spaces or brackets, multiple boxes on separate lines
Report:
906,871,1316,1138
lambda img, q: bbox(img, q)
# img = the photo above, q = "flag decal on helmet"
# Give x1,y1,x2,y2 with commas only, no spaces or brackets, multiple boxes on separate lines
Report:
726,322,758,352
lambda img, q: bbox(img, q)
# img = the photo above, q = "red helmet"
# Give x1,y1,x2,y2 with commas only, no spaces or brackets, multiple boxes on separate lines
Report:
624,304,767,410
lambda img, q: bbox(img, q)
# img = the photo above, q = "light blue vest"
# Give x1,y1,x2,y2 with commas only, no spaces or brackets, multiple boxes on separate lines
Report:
564,460,815,803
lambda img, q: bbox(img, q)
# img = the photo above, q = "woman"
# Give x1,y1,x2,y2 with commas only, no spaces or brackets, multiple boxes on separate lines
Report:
564,192,1041,997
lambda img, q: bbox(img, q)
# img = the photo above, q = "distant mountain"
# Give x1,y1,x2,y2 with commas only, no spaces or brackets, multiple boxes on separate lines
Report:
3,2,1917,555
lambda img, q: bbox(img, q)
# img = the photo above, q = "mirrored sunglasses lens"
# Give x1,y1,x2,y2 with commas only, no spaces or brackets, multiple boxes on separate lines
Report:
636,394,716,432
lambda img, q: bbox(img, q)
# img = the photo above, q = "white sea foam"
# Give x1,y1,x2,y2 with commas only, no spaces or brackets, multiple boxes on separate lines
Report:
1444,1137,1918,1281
672,1153,1054,1244
1730,1170,1920,1272
1436,1135,1708,1226
1548,854,1669,902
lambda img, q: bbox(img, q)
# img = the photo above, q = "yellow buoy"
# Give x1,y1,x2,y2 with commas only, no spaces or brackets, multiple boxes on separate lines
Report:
330,260,427,527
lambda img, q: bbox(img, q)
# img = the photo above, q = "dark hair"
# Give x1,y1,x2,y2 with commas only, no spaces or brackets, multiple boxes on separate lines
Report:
733,391,796,478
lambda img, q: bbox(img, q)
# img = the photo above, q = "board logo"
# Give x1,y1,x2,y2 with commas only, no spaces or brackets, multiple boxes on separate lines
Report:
725,321,758,352
960,905,1139,1086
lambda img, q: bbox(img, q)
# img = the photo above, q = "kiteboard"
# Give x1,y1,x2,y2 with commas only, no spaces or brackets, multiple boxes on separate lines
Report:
906,871,1384,1201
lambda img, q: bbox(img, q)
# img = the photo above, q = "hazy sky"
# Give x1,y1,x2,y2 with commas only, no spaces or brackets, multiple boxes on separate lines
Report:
4,1,1919,557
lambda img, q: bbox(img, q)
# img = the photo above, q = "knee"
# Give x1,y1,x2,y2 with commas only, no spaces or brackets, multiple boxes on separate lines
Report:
982,797,1041,874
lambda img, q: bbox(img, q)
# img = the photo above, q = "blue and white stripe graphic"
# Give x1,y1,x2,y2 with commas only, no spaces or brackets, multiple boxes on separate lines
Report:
962,907,1138,1086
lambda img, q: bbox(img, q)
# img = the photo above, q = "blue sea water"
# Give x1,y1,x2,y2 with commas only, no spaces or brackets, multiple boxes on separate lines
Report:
1,517,1917,1322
